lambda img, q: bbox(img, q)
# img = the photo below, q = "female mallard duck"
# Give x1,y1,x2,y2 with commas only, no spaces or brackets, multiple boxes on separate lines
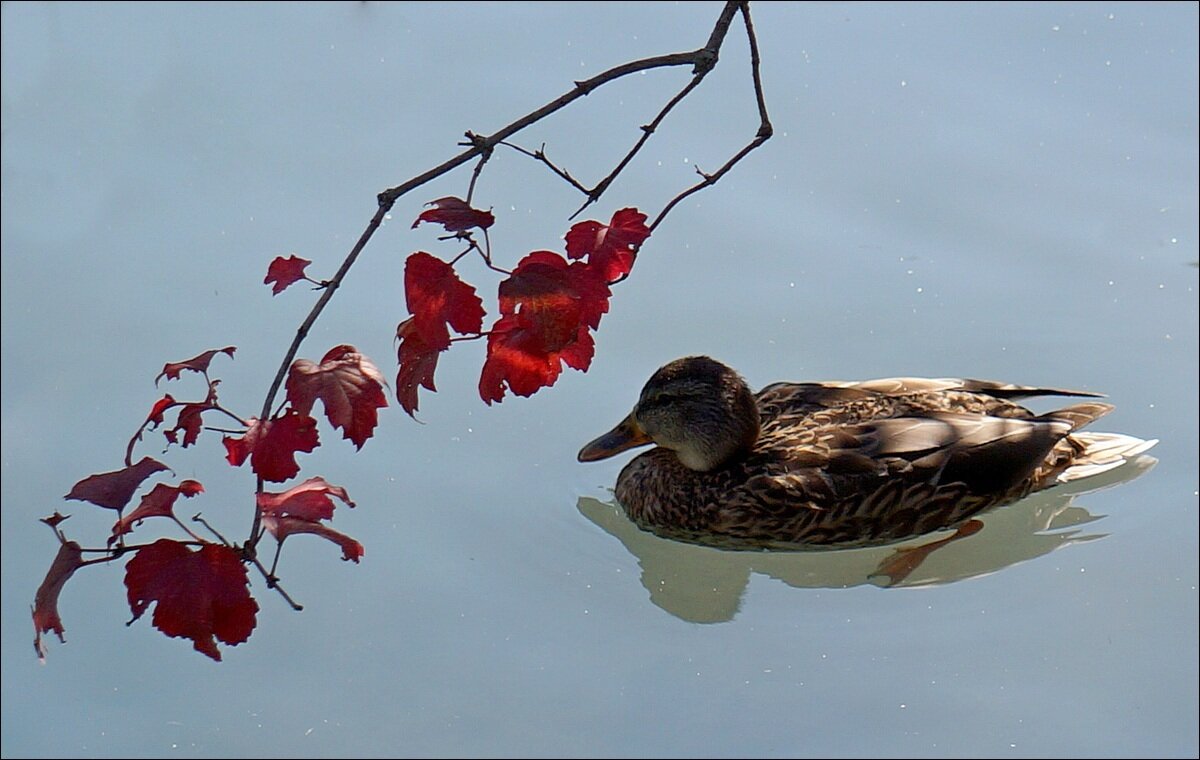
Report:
578,356,1156,550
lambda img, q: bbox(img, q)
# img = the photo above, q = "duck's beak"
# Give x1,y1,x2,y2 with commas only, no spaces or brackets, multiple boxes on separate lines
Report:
577,412,653,462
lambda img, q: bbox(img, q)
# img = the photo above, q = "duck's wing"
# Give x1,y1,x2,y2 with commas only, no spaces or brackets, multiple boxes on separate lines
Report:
755,378,1103,420
822,377,1104,400
776,407,1110,495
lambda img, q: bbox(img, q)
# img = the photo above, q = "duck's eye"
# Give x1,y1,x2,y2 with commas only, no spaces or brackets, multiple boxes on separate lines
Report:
641,390,682,409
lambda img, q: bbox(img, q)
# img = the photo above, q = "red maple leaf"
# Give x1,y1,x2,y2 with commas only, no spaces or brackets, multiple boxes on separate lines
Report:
264,254,313,295
109,480,205,545
498,250,610,332
222,412,319,483
64,457,171,511
124,539,258,661
564,207,650,282
286,345,389,449
412,196,495,233
394,318,440,417
156,346,236,385
259,477,361,563
480,313,594,403
257,476,354,521
477,251,608,403
404,252,486,350
32,540,84,661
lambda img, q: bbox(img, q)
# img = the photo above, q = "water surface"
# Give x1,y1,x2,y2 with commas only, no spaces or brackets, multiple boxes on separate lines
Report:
2,3,1196,757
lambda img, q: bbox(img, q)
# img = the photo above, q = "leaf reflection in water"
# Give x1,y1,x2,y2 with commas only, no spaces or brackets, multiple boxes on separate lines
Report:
577,454,1157,624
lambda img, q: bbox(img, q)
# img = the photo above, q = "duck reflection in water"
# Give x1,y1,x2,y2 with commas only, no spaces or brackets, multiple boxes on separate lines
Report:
577,357,1158,623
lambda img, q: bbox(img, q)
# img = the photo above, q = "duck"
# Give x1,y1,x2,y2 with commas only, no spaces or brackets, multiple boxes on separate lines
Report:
578,356,1156,550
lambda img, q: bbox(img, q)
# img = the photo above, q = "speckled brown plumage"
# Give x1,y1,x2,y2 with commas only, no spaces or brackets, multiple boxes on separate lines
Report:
579,357,1155,550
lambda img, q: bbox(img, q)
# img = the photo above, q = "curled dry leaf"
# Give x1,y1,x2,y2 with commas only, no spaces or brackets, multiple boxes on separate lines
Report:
32,540,84,661
412,196,495,233
256,476,355,522
259,477,362,562
155,346,236,385
109,480,205,546
146,394,177,428
40,512,70,530
64,457,171,511
262,516,365,563
165,403,210,448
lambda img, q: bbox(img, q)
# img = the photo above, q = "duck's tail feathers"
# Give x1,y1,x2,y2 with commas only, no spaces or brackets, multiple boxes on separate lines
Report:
1056,432,1159,484
1038,401,1114,431
960,379,1107,400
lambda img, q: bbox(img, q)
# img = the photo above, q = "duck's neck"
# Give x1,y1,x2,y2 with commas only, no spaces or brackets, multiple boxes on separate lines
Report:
671,396,760,472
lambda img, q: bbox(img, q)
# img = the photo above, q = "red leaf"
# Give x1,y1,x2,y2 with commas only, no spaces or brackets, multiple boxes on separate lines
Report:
498,250,610,332
479,251,608,403
412,196,495,233
564,207,650,282
286,345,389,449
146,394,176,428
404,252,485,350
479,314,595,403
262,516,364,563
264,254,313,295
125,539,258,661
394,318,441,417
40,512,70,529
259,477,361,562
222,412,319,483
156,346,236,385
32,540,84,661
165,403,209,448
257,476,355,523
109,480,205,545
65,457,171,511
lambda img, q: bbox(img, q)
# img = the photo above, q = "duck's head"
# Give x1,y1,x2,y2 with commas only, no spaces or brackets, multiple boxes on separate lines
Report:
577,356,760,472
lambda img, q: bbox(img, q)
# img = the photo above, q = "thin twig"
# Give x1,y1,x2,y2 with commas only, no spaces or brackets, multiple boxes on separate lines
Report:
499,141,590,194
249,553,303,611
569,69,708,220
650,1,773,231
464,136,493,205
192,513,233,547
171,516,207,544
269,541,283,579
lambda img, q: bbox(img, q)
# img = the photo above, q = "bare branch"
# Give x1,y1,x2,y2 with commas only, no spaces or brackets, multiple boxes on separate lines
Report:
463,132,494,204
499,141,590,194
569,73,707,220
192,513,233,547
248,553,304,611
650,1,773,232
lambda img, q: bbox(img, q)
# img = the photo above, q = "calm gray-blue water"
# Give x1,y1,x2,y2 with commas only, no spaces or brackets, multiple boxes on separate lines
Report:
2,3,1196,757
